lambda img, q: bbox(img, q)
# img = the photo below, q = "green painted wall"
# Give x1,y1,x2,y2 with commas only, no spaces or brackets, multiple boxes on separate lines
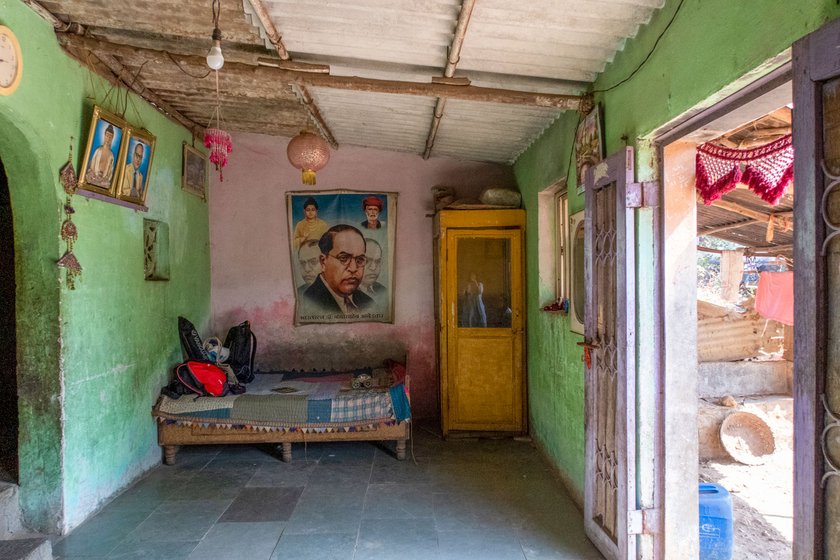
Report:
514,0,840,497
514,112,587,496
0,1,210,532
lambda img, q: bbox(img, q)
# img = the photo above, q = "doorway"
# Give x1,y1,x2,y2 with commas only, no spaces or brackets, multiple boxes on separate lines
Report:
657,70,795,559
0,155,18,483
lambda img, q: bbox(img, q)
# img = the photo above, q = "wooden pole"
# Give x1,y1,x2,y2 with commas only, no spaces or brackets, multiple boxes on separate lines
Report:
58,34,586,110
244,0,337,147
424,0,477,159
22,0,66,29
244,0,290,60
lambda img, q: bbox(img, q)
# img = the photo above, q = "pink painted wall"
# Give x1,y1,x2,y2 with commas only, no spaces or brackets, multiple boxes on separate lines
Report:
209,132,515,418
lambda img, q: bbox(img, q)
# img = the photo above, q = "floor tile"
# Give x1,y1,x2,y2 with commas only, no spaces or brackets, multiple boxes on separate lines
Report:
317,442,377,465
369,458,431,484
106,539,198,560
284,506,364,535
59,437,604,560
517,525,604,560
247,461,317,488
53,509,152,558
437,529,526,560
433,490,512,531
218,487,303,522
187,521,284,560
212,444,284,463
309,464,372,485
362,483,436,519
154,499,233,516
355,517,439,560
270,532,357,560
120,503,223,544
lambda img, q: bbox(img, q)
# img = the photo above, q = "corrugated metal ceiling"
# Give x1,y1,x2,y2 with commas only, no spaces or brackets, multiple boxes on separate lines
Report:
39,0,667,163
249,0,665,162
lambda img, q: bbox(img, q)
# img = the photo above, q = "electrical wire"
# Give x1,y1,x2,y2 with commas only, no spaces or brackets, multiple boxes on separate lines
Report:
166,51,212,80
565,112,584,191
592,0,687,94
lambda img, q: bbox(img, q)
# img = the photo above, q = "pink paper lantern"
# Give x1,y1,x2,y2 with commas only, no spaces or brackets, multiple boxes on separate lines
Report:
287,131,330,185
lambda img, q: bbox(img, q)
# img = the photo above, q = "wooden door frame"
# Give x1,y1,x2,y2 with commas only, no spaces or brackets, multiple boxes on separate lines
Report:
790,20,838,559
583,146,636,560
436,209,527,437
652,50,826,559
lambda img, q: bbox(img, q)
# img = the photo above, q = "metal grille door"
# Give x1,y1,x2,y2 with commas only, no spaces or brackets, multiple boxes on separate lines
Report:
583,147,637,560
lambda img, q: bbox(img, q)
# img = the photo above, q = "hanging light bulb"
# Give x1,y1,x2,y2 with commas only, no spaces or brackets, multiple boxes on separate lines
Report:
206,27,224,70
206,0,224,70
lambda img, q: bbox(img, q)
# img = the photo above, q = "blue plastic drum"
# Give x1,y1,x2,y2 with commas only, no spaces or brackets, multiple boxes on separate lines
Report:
699,483,733,560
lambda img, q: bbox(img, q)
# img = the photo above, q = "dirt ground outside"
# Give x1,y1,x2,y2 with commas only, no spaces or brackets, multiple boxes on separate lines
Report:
700,446,792,559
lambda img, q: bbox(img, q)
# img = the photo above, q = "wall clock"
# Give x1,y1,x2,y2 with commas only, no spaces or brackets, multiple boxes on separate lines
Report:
0,25,22,96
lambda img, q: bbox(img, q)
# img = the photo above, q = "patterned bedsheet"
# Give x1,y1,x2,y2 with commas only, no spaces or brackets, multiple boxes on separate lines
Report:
152,370,409,428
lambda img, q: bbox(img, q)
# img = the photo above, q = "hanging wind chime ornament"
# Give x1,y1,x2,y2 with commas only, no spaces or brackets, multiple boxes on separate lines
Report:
204,118,232,181
287,131,330,185
57,140,82,289
203,0,232,181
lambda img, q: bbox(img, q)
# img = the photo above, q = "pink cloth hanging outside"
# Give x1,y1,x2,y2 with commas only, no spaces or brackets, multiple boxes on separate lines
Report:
754,271,794,326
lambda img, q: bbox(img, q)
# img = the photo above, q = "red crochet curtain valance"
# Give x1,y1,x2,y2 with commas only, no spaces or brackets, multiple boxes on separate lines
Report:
695,134,794,206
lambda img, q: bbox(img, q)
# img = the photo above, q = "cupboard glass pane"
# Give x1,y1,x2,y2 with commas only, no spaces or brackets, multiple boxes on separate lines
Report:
457,237,512,328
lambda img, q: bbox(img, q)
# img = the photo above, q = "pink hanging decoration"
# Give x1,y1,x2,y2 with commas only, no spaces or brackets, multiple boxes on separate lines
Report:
695,134,794,205
204,128,233,182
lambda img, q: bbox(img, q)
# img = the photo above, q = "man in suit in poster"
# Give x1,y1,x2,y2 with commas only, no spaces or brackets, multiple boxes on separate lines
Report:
302,224,373,315
120,142,146,198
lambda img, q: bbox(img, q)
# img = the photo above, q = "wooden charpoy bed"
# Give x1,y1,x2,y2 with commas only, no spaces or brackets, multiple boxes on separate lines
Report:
152,356,410,464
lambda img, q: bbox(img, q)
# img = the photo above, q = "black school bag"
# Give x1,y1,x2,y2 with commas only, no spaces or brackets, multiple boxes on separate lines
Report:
178,316,212,362
223,321,257,383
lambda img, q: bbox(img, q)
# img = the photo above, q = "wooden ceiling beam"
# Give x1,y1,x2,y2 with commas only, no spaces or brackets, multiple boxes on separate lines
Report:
710,198,793,231
699,219,759,236
697,244,794,256
61,40,203,137
58,34,586,110
244,0,337,147
423,0,476,160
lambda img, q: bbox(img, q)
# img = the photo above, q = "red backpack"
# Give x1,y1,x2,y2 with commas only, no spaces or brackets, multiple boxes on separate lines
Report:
175,361,230,397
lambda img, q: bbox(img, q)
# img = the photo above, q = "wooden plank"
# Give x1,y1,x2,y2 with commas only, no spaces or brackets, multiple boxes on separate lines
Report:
711,199,793,230
57,34,586,110
699,218,758,236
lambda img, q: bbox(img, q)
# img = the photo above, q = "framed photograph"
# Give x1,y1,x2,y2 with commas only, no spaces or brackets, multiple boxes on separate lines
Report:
568,210,585,335
115,127,156,206
286,190,397,325
78,106,129,196
574,104,604,194
181,143,207,200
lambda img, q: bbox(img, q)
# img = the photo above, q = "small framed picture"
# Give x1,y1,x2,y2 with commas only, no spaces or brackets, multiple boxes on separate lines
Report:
181,143,207,200
115,127,156,206
78,106,129,196
574,104,604,194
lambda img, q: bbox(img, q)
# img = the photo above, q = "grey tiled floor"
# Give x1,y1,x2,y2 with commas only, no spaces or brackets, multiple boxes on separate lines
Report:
54,427,603,559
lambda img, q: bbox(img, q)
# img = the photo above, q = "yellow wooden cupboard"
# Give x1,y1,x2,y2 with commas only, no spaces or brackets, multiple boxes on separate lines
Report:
434,209,526,436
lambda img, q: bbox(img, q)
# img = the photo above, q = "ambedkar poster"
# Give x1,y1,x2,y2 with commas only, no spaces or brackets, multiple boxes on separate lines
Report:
287,190,397,325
